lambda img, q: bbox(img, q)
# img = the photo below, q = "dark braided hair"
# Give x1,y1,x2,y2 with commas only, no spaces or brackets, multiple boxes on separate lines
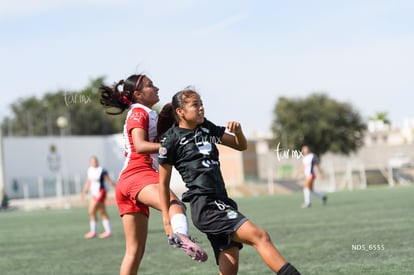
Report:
100,74,145,115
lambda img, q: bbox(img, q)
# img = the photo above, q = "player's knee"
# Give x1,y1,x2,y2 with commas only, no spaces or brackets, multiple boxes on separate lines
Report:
253,228,272,244
126,244,146,261
170,199,187,211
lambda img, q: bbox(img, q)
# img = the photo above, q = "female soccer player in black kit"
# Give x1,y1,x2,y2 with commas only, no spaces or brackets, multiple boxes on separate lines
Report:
157,88,300,275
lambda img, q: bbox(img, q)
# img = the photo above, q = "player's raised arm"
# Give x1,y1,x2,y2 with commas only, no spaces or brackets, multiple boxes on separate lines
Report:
221,121,247,151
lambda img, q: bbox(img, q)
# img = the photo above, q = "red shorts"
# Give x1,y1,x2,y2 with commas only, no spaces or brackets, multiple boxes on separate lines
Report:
116,165,159,217
93,189,107,203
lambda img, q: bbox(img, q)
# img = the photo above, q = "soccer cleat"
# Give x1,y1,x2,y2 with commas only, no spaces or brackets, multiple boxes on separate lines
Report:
84,231,96,239
300,203,311,208
322,196,328,205
168,233,208,262
99,232,112,239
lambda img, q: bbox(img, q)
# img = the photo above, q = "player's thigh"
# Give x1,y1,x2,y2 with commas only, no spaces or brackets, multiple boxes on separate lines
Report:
232,220,267,246
136,184,180,210
136,184,161,210
121,212,148,252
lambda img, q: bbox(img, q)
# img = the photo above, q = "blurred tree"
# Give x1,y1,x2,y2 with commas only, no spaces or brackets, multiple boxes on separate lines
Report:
1,77,125,136
271,93,366,157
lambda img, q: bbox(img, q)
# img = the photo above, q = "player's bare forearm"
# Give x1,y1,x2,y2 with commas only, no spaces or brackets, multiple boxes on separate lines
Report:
135,140,160,154
131,127,160,154
316,165,324,179
223,121,247,151
234,130,247,150
81,180,90,195
104,175,116,189
159,164,173,236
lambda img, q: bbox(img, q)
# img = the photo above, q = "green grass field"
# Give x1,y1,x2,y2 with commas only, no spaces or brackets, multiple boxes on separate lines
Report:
1,185,413,275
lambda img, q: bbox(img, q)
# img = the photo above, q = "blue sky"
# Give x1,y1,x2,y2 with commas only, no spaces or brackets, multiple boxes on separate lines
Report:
1,0,413,136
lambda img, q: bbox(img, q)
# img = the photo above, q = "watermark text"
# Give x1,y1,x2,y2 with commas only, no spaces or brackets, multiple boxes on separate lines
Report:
274,142,303,161
64,91,92,106
351,244,385,252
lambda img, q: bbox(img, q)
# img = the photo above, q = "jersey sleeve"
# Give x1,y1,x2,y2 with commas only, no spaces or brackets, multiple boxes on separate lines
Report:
204,118,226,141
312,155,320,165
101,168,108,177
127,108,149,134
158,131,176,166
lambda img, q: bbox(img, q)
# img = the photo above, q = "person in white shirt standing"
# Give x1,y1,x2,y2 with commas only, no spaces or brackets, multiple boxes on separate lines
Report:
300,146,327,208
82,156,116,238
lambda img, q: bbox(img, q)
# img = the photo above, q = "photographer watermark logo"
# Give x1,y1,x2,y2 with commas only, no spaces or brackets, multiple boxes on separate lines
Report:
64,91,92,106
274,142,303,161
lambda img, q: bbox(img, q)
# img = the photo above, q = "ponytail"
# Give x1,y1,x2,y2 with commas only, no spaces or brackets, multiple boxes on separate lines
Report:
99,74,145,115
155,103,175,141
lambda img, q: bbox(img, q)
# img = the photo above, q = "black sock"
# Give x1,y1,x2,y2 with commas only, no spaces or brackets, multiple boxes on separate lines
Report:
277,262,301,275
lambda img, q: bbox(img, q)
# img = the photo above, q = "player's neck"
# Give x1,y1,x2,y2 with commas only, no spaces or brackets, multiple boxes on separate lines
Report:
178,120,198,130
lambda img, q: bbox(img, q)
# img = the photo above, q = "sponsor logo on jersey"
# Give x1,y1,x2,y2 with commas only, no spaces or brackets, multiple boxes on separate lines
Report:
201,159,219,168
179,137,190,145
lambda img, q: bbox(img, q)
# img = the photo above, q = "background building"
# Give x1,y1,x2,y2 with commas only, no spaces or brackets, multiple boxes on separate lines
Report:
2,118,413,209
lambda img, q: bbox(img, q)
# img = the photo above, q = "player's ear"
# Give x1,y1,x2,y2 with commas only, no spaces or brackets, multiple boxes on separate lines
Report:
131,91,139,102
135,90,143,99
176,107,184,118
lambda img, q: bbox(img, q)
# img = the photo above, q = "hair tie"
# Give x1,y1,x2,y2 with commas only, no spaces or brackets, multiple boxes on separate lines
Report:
122,95,132,106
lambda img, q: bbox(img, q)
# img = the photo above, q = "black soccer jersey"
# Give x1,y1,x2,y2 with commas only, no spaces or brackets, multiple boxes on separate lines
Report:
158,119,228,202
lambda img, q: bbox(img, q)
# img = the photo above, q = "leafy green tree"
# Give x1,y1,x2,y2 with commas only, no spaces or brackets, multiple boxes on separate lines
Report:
1,77,125,136
271,93,366,156
64,77,125,135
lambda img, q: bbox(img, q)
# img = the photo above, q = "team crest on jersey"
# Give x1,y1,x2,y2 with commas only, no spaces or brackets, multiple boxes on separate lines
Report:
159,146,167,156
227,210,238,219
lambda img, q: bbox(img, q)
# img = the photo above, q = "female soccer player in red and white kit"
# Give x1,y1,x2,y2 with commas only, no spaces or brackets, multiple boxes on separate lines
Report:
81,156,116,239
100,75,207,275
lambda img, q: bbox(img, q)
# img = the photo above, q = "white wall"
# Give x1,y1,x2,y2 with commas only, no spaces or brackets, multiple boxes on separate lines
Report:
4,135,122,181
3,134,186,197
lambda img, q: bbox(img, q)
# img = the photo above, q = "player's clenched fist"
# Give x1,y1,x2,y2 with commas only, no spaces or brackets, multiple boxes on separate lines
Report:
226,121,242,134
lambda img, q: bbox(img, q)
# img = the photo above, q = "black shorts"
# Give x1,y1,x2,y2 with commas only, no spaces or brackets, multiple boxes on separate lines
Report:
189,195,248,264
